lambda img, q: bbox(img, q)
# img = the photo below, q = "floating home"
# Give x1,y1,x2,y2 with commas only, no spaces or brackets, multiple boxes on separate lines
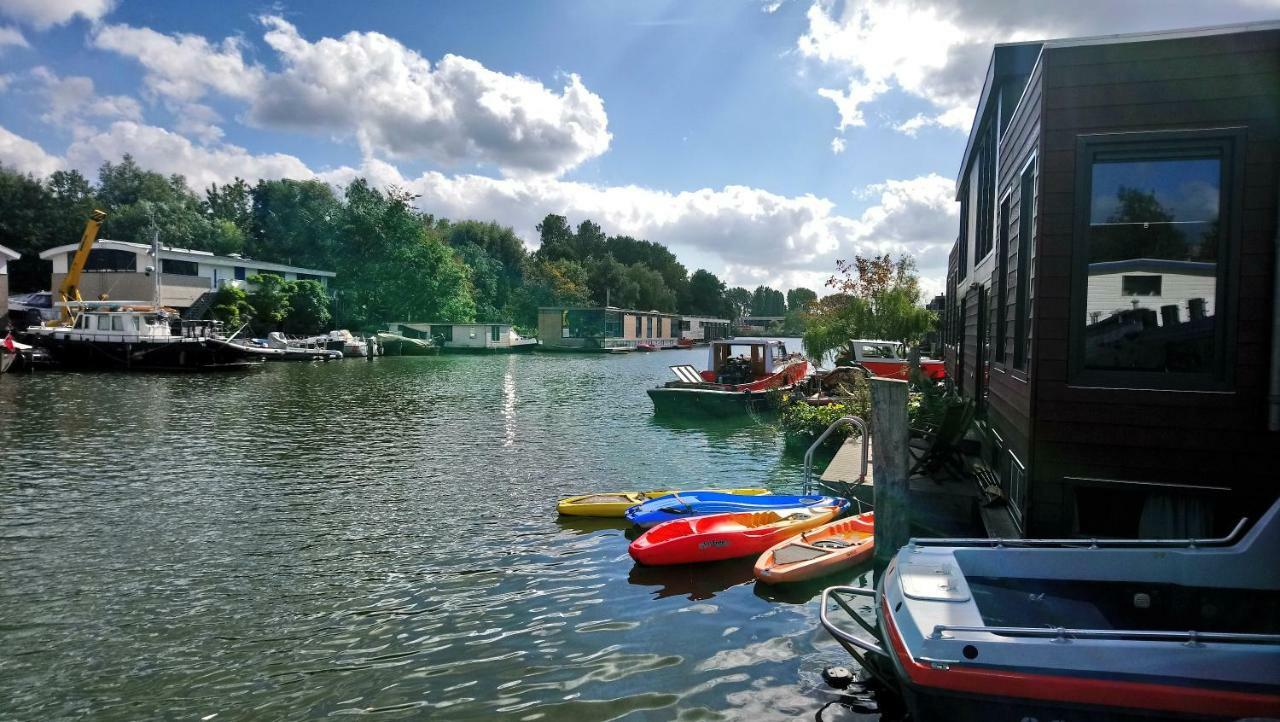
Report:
538,306,680,352
679,316,732,343
385,322,536,353
38,240,335,313
941,22,1280,538
0,244,16,329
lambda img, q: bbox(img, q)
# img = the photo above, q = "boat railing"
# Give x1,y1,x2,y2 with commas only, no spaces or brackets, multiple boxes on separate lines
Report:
802,415,868,495
819,586,895,690
907,515,1249,549
926,623,1280,645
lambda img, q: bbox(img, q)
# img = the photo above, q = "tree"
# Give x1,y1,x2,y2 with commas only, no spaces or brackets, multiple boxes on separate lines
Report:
512,257,591,326
210,285,252,329
535,214,576,262
802,254,935,360
687,269,728,316
750,285,786,316
249,178,341,268
724,286,752,320
247,273,292,332
284,279,332,334
787,287,817,313
624,263,677,311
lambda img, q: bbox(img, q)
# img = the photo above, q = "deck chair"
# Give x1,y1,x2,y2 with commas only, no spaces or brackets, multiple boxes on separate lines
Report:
670,364,703,383
908,396,975,480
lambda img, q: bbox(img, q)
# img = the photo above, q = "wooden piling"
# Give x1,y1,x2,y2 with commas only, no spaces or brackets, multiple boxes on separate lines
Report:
869,377,911,562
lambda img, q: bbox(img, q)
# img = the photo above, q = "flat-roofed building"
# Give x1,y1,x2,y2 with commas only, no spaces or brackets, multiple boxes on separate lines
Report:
538,306,680,351
38,239,335,310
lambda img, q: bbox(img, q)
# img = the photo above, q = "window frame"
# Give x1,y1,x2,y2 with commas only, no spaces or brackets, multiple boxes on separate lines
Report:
1013,155,1037,373
1068,128,1243,391
995,191,1011,364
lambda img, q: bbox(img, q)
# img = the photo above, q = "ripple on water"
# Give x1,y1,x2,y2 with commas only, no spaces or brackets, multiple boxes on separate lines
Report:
0,347,882,721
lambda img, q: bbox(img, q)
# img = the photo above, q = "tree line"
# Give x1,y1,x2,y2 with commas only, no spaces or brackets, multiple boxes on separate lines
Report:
0,157,818,334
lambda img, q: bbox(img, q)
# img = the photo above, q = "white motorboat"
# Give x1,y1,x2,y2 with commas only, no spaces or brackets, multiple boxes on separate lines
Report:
820,498,1280,721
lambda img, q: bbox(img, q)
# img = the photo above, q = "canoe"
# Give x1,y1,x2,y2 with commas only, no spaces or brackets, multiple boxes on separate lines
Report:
753,511,874,584
629,505,846,566
625,492,847,528
557,488,769,517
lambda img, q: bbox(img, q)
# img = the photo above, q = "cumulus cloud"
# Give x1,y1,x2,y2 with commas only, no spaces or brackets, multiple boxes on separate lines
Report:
63,121,315,191
830,137,846,154
797,0,1280,136
0,24,28,49
0,0,113,29
0,125,63,176
32,67,141,125
91,16,612,177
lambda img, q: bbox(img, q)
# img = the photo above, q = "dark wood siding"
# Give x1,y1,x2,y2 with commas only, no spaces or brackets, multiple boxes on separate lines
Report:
1029,29,1280,534
985,58,1043,496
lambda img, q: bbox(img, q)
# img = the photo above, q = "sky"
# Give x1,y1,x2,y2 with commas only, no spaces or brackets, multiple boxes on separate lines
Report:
1,0,1277,297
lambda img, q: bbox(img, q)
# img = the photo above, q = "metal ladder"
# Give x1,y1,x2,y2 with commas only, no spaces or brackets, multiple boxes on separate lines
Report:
802,415,869,495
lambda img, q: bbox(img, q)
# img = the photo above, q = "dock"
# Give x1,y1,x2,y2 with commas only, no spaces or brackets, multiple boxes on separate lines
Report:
818,434,993,538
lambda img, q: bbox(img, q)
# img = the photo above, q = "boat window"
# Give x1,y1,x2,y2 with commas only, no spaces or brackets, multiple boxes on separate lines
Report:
111,316,124,331
161,258,200,276
97,315,111,331
132,316,141,331
491,325,500,342
860,344,893,359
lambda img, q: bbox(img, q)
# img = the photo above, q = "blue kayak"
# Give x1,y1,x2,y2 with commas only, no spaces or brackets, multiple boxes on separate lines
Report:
624,492,849,528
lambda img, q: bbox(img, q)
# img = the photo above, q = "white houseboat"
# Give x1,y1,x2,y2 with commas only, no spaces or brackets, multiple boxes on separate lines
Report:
386,322,536,354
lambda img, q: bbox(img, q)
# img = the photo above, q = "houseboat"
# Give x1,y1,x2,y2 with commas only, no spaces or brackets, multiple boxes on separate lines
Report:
647,338,810,415
385,322,536,353
820,496,1280,722
938,22,1280,538
24,303,263,370
679,316,732,345
537,306,680,352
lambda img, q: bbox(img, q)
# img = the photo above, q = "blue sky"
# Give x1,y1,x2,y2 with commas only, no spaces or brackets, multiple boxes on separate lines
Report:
1,0,1277,295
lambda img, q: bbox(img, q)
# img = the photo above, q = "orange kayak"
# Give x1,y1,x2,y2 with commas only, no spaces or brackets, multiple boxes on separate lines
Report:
753,511,874,583
628,504,846,566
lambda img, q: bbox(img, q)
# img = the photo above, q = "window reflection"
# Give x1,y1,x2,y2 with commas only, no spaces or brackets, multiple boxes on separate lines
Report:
1085,156,1221,373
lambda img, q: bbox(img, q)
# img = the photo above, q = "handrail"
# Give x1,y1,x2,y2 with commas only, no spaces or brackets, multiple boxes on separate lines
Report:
802,415,868,495
927,624,1280,645
907,516,1249,549
818,586,888,658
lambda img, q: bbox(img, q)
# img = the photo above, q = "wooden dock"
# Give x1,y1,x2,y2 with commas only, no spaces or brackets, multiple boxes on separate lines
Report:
817,434,990,538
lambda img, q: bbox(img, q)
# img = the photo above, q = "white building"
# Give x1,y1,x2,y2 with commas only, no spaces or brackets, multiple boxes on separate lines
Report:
387,322,537,353
0,244,18,324
1086,259,1216,327
679,316,731,342
38,239,335,310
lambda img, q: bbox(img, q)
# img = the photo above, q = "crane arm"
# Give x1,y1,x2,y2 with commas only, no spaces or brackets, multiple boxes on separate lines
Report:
58,209,108,324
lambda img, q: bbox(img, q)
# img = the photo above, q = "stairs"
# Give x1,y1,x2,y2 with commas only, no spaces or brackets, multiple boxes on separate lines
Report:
183,290,218,320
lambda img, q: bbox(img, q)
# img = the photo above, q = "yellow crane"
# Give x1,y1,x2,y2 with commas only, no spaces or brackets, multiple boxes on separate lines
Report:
57,209,108,325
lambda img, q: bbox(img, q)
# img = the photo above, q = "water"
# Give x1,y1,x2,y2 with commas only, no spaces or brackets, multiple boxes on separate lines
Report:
0,346,881,721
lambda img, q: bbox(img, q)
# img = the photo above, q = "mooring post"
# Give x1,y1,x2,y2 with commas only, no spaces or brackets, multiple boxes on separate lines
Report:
869,377,910,562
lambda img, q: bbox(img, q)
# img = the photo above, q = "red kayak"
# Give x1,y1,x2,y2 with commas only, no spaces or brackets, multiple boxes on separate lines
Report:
629,506,843,566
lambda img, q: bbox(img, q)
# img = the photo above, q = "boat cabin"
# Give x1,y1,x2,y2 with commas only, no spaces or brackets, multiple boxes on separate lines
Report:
704,338,790,384
387,321,536,352
538,306,680,351
941,23,1280,538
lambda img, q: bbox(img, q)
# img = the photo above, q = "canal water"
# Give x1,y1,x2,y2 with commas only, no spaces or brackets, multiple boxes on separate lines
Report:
0,345,881,721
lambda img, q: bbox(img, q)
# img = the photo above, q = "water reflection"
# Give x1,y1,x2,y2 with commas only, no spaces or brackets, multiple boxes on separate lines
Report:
627,558,758,601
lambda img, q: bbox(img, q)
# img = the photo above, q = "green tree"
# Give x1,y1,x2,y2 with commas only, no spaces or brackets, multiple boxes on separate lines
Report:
750,285,786,316
724,286,752,320
512,257,591,326
209,284,252,329
284,279,332,334
687,269,728,317
535,214,576,262
786,287,818,313
247,273,292,332
249,178,340,268
623,263,677,311
802,254,935,360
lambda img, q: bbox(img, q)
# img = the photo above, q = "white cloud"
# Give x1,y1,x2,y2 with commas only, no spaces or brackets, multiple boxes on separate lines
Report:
830,137,846,154
63,121,315,191
172,102,224,145
797,0,1280,137
0,0,113,29
91,24,263,103
32,67,141,125
91,16,612,177
0,125,63,176
0,24,28,49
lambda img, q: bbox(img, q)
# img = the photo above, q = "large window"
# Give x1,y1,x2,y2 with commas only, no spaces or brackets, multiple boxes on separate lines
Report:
973,120,997,262
1074,131,1238,387
73,248,137,272
995,196,1010,363
957,182,970,281
161,259,200,276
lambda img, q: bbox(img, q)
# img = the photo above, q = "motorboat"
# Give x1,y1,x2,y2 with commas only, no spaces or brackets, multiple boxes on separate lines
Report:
819,498,1280,721
647,338,811,415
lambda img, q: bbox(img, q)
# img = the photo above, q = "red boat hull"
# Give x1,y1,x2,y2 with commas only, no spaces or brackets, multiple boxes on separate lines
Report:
629,506,841,565
860,358,946,380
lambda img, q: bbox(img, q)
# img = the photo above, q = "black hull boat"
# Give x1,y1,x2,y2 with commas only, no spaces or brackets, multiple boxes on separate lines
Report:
24,306,263,372
820,498,1280,722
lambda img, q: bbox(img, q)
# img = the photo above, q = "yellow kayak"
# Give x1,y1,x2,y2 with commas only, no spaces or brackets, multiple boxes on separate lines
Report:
557,488,769,517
